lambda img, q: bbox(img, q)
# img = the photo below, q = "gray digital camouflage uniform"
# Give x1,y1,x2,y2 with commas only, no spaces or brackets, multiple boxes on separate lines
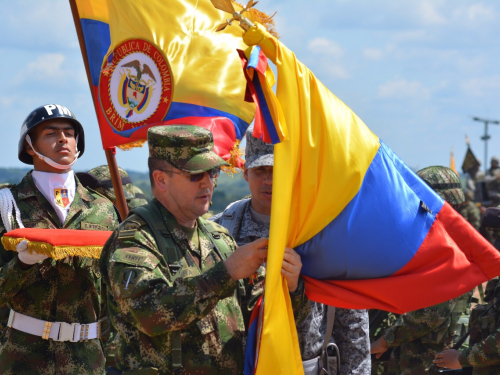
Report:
212,197,370,374
0,171,119,375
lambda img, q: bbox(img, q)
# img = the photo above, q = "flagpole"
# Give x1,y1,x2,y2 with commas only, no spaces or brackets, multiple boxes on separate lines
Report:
69,0,129,220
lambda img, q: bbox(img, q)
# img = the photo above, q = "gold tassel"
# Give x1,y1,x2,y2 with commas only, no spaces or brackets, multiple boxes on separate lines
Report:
232,1,279,38
1,236,103,260
221,140,245,176
117,139,147,151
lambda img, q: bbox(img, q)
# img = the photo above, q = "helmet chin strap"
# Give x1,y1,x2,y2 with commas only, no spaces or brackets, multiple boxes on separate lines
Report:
25,134,80,170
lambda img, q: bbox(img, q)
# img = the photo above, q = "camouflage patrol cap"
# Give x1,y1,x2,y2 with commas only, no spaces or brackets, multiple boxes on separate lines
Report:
417,166,465,206
492,156,499,164
148,125,228,173
128,185,148,209
77,165,135,201
245,128,274,169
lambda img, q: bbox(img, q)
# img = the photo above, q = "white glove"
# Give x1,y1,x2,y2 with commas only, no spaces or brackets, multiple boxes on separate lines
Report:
16,240,48,265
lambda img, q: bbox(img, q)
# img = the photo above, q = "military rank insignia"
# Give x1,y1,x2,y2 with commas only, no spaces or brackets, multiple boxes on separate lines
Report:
54,188,70,208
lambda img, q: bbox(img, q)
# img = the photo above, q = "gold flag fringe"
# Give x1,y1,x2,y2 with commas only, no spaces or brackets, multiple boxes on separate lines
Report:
117,139,147,151
221,139,244,176
232,1,279,38
1,236,103,260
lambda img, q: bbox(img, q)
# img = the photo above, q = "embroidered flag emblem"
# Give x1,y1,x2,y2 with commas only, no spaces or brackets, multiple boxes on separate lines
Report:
54,188,70,208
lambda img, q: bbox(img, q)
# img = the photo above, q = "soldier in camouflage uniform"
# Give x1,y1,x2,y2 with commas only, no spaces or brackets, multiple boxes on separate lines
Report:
129,185,148,209
434,207,500,374
485,156,500,205
0,104,119,374
371,166,474,375
458,191,481,230
77,165,148,214
369,310,400,374
100,125,303,374
211,129,370,375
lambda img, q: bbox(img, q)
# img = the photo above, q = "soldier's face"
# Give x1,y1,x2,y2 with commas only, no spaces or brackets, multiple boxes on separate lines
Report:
244,166,273,215
26,119,77,173
160,166,214,223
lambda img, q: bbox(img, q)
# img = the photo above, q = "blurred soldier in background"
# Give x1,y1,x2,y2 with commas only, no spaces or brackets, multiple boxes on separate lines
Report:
459,190,481,231
485,156,500,206
434,207,500,374
369,310,400,374
77,165,148,214
371,166,474,375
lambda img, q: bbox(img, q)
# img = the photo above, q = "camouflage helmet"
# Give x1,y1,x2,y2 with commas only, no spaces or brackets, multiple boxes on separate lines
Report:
417,166,465,206
148,125,228,173
76,165,135,202
127,185,148,209
245,128,274,169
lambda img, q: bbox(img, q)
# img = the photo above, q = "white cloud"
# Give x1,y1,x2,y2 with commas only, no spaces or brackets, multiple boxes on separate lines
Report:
308,38,344,59
363,48,383,61
378,78,431,100
307,38,349,79
460,76,500,97
391,30,428,44
12,53,68,85
325,64,350,80
416,2,448,26
0,96,15,107
452,3,496,23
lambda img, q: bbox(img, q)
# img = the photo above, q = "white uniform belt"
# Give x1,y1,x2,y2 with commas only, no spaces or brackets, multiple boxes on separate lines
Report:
7,309,101,342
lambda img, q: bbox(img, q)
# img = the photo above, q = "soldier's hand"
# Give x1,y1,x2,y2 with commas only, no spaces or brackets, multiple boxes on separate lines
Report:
17,240,48,268
433,349,461,369
224,238,268,281
282,247,302,292
370,336,389,359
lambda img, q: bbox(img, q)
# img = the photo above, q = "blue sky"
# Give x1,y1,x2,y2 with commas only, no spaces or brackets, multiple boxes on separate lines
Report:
2,0,500,173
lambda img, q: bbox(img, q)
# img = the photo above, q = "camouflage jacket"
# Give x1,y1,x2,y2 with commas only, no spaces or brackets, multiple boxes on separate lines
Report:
100,199,263,374
369,309,400,375
0,171,119,375
459,278,500,374
212,199,369,374
383,290,473,375
459,201,481,230
485,168,500,198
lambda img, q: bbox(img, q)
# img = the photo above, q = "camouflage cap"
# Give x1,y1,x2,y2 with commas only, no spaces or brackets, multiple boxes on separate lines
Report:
77,165,135,201
244,128,274,169
148,125,228,173
417,166,465,206
492,156,499,164
127,185,148,209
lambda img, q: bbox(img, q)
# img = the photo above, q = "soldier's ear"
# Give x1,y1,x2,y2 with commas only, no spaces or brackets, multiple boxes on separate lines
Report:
25,140,35,156
152,169,168,192
243,168,249,182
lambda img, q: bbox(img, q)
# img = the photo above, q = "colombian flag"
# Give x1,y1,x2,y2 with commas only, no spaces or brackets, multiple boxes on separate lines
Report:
242,24,500,375
70,0,259,164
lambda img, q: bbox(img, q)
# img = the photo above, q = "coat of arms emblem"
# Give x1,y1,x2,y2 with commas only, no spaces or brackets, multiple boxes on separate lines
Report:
99,39,174,133
54,188,70,208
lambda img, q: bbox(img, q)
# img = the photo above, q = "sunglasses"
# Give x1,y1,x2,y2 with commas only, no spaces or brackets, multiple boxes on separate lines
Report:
161,167,220,182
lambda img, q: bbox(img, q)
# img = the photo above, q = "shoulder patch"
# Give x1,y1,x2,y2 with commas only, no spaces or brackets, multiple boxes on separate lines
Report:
111,248,160,270
118,216,146,240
